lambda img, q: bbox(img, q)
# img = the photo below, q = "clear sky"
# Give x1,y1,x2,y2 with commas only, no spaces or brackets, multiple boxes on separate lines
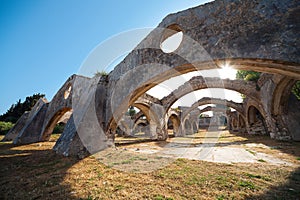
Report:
0,0,215,115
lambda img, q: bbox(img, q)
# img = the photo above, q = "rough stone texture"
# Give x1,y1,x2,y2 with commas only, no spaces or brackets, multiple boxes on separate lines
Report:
105,0,300,137
53,115,88,158
190,97,244,117
281,94,300,141
40,75,76,141
9,0,300,157
166,109,181,136
1,111,30,141
14,98,49,144
161,77,260,110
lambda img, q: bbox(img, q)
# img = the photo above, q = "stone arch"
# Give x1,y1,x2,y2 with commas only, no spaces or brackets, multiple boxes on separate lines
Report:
117,119,131,137
198,106,230,125
168,113,180,136
40,107,72,141
161,77,259,111
40,75,78,141
272,77,297,116
133,103,160,127
133,111,145,124
106,58,300,136
132,104,151,123
105,0,299,134
131,102,164,139
271,78,300,140
132,118,149,136
247,105,267,135
53,0,300,156
182,97,245,120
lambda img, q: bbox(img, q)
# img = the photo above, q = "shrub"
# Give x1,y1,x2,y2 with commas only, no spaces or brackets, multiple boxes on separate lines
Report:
53,123,65,134
94,70,108,77
292,81,300,100
0,121,14,135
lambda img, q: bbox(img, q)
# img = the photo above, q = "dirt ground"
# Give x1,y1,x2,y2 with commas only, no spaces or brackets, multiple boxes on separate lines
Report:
0,130,300,199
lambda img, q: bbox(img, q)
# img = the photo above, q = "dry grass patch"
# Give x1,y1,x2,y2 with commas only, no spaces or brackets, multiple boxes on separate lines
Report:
0,132,299,199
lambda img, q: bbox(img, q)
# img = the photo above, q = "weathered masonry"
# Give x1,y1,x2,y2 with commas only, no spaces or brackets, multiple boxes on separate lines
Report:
3,0,299,157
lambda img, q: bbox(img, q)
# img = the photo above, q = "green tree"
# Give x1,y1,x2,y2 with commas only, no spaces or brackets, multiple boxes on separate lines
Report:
236,70,261,82
127,106,136,118
0,93,45,123
292,81,300,100
0,121,14,135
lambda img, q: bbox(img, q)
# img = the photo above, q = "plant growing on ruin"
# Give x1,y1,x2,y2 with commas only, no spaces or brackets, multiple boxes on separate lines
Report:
292,81,300,100
236,70,261,82
94,70,108,77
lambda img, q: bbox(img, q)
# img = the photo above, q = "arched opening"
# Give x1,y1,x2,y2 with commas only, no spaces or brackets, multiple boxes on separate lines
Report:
114,105,159,144
133,118,150,137
199,114,211,128
107,58,299,140
41,108,72,141
247,106,267,135
279,80,300,140
167,114,180,137
115,106,140,138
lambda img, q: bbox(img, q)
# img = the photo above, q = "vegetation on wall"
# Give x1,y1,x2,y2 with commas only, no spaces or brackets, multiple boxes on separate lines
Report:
292,81,300,100
126,106,136,119
236,70,261,82
236,71,299,100
53,122,66,134
94,70,108,77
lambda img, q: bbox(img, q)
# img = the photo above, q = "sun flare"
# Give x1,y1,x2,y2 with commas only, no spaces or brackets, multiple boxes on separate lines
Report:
219,64,236,80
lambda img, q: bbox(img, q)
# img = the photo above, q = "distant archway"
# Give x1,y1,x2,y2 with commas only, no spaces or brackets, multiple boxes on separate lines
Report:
168,114,180,136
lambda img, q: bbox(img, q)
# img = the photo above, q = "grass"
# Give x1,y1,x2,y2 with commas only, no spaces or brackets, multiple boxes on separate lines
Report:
258,159,266,162
238,180,257,190
0,131,300,199
246,149,256,155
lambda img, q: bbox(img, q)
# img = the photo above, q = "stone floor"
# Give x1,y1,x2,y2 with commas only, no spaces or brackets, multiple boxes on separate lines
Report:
94,129,297,173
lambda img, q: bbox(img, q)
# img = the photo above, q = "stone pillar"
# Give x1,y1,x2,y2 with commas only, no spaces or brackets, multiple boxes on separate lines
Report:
149,120,158,139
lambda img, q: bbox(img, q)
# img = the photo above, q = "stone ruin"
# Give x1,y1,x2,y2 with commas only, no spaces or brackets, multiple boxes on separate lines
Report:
2,0,300,158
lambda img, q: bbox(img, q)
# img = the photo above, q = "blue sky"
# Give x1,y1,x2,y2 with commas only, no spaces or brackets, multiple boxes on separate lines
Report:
0,0,212,114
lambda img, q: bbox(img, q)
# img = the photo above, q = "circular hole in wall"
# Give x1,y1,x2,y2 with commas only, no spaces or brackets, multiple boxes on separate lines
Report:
160,25,183,53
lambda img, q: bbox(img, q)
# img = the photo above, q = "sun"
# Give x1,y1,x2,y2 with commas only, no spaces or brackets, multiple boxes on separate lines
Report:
219,63,237,80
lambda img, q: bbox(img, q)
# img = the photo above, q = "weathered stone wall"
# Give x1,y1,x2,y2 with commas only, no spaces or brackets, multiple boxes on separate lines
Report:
105,0,300,137
14,98,49,144
1,111,30,141
7,0,300,158
161,76,260,110
282,94,300,141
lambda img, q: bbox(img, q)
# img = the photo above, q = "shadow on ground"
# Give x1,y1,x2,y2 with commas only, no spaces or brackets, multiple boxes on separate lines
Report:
0,130,299,199
0,142,79,199
247,167,300,199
